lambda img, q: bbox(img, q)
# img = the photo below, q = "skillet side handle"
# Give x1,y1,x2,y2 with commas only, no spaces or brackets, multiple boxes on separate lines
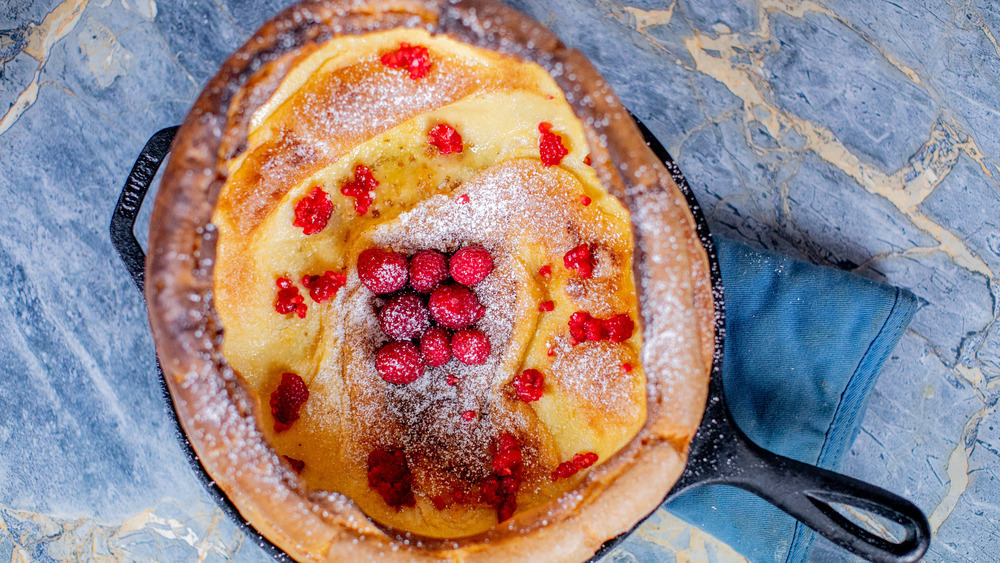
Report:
106,126,296,563
109,126,179,296
727,433,930,563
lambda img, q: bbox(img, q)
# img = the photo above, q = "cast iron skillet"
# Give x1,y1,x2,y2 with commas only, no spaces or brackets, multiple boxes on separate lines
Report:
110,123,930,563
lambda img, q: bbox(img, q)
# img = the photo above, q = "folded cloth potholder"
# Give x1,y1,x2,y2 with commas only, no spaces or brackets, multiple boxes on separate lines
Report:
663,237,918,562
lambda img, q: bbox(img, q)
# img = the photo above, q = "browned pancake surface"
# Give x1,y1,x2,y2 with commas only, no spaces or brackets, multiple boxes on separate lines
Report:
213,29,646,538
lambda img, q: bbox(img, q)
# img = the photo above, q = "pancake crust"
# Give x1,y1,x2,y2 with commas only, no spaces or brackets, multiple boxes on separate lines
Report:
146,1,714,560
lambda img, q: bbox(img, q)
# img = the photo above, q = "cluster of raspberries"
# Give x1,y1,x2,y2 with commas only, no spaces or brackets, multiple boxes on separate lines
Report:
357,245,495,384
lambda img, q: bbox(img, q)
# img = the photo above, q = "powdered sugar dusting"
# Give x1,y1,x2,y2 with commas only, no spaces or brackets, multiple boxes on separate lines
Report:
549,341,638,418
626,187,711,436
157,3,715,558
376,160,631,253
225,35,545,235
333,156,639,485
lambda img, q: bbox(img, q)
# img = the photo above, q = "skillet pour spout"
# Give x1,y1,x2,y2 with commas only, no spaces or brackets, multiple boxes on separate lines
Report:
113,123,929,563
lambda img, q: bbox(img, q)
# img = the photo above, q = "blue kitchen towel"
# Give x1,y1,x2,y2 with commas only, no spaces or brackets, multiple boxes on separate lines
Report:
664,237,919,563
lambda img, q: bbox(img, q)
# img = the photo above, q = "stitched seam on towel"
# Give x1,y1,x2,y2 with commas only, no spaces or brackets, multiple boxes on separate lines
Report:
817,288,904,465
784,288,912,563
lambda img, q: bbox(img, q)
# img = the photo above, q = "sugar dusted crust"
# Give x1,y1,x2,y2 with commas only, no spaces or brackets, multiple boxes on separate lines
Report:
146,1,714,561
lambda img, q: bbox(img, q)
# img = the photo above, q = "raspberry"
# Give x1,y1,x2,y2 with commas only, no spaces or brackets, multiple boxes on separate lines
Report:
408,250,449,293
498,433,520,453
428,284,483,329
340,164,378,216
497,497,517,522
568,311,630,343
446,374,458,386
450,245,493,286
380,43,432,79
538,122,568,166
367,447,416,509
482,475,520,522
431,495,449,511
568,311,592,342
603,314,635,343
301,271,346,303
270,372,309,432
500,474,520,496
538,265,551,277
551,460,577,481
584,315,605,341
564,244,594,278
480,474,501,505
584,154,592,166
492,433,522,476
538,300,554,312
573,452,599,470
513,369,544,402
461,410,476,421
420,326,452,367
484,435,523,522
551,452,598,482
428,123,463,154
431,490,465,510
452,329,491,365
620,362,633,374
283,456,305,474
456,194,470,204
358,248,409,294
274,277,307,318
580,195,592,206
376,342,425,384
379,293,430,340
293,187,333,235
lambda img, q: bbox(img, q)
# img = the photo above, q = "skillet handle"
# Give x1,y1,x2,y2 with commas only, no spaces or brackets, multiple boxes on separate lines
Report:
675,389,931,563
632,112,928,561
106,126,296,563
732,435,929,563
109,126,179,296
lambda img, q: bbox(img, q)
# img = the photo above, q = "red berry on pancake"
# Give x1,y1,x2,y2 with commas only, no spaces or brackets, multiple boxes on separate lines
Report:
563,244,594,278
376,342,425,384
293,187,333,235
379,293,430,340
380,43,431,79
513,369,545,402
301,271,346,303
270,372,309,432
358,248,408,294
452,329,490,365
429,284,483,329
538,122,568,166
420,326,452,367
450,245,493,286
409,249,449,293
428,123,463,154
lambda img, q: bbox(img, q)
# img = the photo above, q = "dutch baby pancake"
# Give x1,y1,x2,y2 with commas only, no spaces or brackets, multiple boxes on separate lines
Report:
146,1,715,561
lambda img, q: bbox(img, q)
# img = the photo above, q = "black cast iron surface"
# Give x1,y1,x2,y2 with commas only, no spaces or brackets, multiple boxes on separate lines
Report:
111,124,930,563
110,126,293,563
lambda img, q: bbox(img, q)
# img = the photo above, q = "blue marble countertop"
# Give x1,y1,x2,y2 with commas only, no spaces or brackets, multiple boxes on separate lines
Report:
1,0,997,561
